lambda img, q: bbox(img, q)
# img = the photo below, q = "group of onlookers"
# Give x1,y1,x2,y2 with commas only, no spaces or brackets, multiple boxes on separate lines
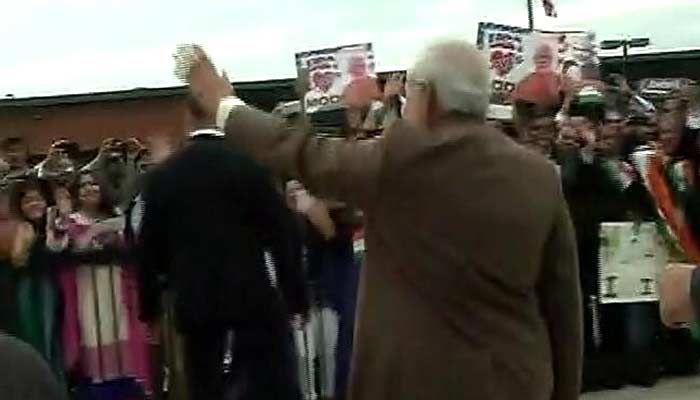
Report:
0,136,156,398
2,39,700,400
0,123,364,400
514,79,700,390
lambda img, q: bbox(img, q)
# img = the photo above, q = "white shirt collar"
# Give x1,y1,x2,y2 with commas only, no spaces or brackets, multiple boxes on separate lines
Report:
188,128,225,138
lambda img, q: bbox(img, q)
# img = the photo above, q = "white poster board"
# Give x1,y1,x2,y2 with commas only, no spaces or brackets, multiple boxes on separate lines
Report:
477,23,529,105
477,22,598,105
295,43,375,113
598,222,669,303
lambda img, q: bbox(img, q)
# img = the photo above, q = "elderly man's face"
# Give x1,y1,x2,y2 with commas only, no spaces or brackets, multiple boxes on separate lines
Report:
534,45,554,72
348,56,368,78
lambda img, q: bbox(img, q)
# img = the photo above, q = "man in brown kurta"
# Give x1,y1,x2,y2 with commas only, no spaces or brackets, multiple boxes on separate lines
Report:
183,40,582,400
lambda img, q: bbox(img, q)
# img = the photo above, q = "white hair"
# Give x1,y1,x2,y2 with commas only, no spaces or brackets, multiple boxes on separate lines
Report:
408,39,491,119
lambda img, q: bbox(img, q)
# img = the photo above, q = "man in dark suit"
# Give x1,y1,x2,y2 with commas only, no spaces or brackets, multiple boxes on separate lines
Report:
183,41,582,400
137,115,309,399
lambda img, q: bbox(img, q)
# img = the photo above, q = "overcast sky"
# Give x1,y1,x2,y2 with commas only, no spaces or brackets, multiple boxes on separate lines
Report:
2,0,699,98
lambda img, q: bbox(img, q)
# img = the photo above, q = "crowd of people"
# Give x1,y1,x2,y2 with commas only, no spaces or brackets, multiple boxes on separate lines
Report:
0,107,366,399
0,135,160,398
1,37,700,400
515,74,700,390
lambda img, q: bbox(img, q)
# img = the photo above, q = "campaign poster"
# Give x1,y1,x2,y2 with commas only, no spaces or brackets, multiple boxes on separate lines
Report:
295,43,375,113
638,78,692,100
598,222,670,303
477,22,598,106
477,22,529,105
513,30,598,106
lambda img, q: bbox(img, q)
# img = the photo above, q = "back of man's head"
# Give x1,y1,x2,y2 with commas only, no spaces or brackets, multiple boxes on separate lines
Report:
0,334,67,400
408,40,491,120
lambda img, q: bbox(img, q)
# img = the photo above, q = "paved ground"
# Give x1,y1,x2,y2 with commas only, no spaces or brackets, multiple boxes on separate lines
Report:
581,376,700,400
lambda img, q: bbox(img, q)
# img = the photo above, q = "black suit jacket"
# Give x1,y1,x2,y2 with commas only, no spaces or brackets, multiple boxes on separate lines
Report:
556,147,655,296
137,137,308,333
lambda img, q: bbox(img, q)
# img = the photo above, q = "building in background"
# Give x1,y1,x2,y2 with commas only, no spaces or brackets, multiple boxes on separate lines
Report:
2,48,698,155
600,47,700,83
0,79,297,155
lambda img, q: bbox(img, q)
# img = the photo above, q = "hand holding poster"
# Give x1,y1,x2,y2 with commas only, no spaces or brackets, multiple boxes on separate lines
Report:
295,43,376,113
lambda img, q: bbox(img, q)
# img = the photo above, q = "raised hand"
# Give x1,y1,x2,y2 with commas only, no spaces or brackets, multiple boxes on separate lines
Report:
343,75,380,109
178,45,234,120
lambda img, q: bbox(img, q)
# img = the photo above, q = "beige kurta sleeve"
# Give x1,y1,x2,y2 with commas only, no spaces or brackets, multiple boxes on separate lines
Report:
223,105,385,208
538,178,582,400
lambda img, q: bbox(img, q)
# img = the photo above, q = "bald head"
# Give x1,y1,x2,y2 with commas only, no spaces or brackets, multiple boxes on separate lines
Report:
408,40,490,120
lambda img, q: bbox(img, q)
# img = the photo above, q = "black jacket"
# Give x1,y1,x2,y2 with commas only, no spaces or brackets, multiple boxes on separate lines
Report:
137,137,308,333
557,147,655,296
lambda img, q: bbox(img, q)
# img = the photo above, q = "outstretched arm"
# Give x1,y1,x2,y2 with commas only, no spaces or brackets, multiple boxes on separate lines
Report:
185,46,384,208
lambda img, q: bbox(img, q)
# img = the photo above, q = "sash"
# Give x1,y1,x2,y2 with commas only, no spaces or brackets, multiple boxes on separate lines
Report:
632,150,700,263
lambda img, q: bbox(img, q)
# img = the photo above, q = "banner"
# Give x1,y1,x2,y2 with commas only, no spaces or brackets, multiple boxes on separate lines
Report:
638,78,692,100
477,22,598,106
598,222,669,303
477,23,529,105
295,43,375,113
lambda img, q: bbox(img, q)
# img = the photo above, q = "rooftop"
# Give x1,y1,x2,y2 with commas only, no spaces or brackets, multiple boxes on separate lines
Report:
0,78,297,108
599,47,700,63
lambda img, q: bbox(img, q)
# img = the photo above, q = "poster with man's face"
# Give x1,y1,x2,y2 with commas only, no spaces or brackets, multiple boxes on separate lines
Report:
516,31,598,83
295,43,374,113
337,46,374,83
476,22,529,105
477,22,598,105
520,33,559,75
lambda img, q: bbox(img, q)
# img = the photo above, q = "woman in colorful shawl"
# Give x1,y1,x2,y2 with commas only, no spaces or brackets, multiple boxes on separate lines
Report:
49,171,151,398
8,178,65,382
